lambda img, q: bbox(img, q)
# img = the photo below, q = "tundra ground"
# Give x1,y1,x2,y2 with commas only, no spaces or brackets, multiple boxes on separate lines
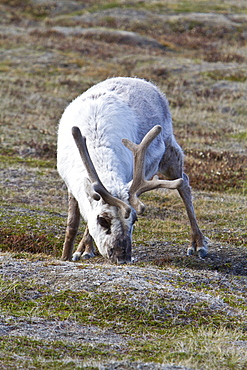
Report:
0,1,246,369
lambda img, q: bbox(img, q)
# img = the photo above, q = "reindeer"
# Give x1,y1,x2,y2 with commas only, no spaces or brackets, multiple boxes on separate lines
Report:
57,77,208,264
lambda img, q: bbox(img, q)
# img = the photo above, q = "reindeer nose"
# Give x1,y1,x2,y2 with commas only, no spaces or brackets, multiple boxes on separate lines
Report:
108,237,132,264
117,259,127,265
116,255,132,265
109,254,130,265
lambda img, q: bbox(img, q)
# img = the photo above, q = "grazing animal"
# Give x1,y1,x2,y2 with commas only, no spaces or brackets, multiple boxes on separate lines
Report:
57,77,207,264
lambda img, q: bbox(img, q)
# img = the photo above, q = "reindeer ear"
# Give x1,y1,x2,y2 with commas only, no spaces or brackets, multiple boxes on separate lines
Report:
83,177,101,202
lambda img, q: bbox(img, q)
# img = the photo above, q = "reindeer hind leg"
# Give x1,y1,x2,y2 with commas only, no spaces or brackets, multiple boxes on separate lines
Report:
159,140,208,257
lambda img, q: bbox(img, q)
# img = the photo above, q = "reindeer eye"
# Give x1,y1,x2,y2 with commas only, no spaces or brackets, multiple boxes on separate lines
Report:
97,215,111,233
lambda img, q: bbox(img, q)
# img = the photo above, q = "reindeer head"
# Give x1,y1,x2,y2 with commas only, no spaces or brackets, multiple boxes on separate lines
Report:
72,126,182,264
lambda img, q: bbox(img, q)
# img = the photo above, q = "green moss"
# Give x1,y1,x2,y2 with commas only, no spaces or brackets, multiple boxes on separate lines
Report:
128,326,247,367
230,131,247,141
202,70,247,83
140,0,247,14
1,326,244,369
0,154,55,169
0,280,243,334
0,276,246,368
0,62,12,73
0,336,115,368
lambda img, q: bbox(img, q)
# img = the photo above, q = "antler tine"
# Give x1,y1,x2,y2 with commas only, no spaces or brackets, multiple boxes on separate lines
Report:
72,126,131,218
122,125,162,195
122,125,183,214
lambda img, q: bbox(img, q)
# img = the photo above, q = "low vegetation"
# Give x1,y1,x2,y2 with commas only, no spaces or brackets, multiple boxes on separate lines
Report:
0,0,246,369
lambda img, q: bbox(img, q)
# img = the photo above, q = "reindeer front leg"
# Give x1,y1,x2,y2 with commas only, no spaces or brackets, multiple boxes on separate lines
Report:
178,173,208,257
72,225,95,261
61,192,80,260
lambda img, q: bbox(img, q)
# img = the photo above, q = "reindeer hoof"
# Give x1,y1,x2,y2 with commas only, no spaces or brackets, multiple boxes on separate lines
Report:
82,251,95,259
187,237,209,258
198,236,209,258
72,252,82,261
187,246,207,258
187,246,196,256
198,248,207,258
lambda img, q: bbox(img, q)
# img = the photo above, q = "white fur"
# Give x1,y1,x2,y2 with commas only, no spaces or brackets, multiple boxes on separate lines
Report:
57,77,171,200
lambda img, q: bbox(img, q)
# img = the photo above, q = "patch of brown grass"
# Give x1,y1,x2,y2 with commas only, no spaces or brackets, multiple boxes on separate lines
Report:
184,149,246,192
0,228,59,256
18,140,57,159
202,49,245,63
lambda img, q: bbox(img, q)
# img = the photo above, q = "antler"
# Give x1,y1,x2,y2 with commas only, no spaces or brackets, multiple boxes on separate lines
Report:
72,126,131,219
122,125,183,214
